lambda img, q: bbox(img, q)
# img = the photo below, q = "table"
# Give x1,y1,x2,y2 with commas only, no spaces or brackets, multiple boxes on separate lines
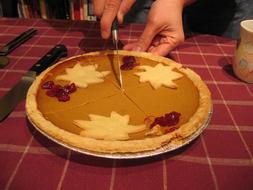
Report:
0,18,253,190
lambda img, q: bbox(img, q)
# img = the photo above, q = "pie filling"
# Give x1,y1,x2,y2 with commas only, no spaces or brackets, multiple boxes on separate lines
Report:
36,54,199,140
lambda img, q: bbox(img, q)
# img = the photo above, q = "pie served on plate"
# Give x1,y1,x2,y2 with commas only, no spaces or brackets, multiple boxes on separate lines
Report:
26,50,211,154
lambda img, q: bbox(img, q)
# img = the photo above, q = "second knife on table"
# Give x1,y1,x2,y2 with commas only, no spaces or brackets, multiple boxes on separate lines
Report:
0,28,37,68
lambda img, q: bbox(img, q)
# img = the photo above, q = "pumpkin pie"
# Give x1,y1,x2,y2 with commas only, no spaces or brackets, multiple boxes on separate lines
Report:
26,50,212,153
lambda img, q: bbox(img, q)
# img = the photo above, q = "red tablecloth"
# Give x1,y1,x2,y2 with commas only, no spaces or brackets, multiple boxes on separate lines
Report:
0,18,253,190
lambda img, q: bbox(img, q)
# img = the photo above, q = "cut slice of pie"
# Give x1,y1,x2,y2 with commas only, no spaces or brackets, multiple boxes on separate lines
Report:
26,50,212,153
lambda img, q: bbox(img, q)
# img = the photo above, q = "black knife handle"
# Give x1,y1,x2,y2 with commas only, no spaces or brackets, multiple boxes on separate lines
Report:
0,28,37,56
111,18,118,31
30,44,67,74
112,18,119,44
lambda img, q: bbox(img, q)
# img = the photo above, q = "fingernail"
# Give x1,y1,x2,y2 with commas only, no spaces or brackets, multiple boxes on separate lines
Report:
101,30,110,39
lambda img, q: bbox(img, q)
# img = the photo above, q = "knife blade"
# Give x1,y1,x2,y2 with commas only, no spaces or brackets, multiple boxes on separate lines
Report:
111,19,123,89
0,44,67,121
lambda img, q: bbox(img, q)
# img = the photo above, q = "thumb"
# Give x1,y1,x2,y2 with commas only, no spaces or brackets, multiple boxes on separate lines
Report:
117,0,136,24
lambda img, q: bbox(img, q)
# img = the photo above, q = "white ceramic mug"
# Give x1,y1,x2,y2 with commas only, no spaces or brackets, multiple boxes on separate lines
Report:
233,19,253,83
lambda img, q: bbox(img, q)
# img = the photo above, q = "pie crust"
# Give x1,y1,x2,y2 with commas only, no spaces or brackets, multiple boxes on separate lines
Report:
26,50,212,153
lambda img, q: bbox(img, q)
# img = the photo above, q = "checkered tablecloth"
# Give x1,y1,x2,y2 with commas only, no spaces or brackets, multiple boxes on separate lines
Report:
0,18,253,190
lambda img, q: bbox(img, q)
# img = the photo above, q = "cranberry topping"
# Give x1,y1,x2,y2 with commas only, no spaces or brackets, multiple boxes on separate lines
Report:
63,83,76,93
150,111,181,128
51,85,63,94
120,56,139,70
41,81,77,102
57,92,70,102
41,81,54,89
164,126,179,133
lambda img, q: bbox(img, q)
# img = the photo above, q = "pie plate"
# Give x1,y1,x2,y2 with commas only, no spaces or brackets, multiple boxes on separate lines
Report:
26,50,212,159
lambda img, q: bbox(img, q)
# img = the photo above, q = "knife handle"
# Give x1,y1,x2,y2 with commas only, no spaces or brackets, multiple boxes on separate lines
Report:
0,28,37,56
111,18,118,31
112,19,119,44
30,44,67,74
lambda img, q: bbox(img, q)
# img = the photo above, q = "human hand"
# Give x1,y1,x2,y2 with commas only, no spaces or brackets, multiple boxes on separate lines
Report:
92,0,136,39
124,0,185,56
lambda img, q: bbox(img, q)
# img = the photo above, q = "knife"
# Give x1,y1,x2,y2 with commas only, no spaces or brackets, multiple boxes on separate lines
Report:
111,19,123,89
0,28,37,68
0,44,67,121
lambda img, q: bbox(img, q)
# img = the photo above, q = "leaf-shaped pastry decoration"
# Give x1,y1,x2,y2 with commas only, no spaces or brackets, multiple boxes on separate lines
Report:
135,64,183,89
74,111,146,140
56,64,110,88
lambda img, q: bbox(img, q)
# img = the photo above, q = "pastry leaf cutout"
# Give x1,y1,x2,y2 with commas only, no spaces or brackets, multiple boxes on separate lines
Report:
74,111,146,140
135,64,183,89
56,64,110,88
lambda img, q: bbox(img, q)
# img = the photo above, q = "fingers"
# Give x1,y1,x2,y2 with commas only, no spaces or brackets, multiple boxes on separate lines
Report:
125,33,184,57
100,0,121,39
149,34,184,56
124,42,173,56
94,0,136,39
148,44,175,56
123,43,138,51
118,0,136,24
129,23,157,52
92,0,105,17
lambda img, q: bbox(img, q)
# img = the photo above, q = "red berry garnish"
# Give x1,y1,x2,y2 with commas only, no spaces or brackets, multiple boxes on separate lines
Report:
42,81,54,89
150,111,181,128
164,112,181,126
121,56,139,70
63,83,76,94
51,84,62,93
42,81,77,102
123,56,135,64
57,92,70,102
55,88,65,97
